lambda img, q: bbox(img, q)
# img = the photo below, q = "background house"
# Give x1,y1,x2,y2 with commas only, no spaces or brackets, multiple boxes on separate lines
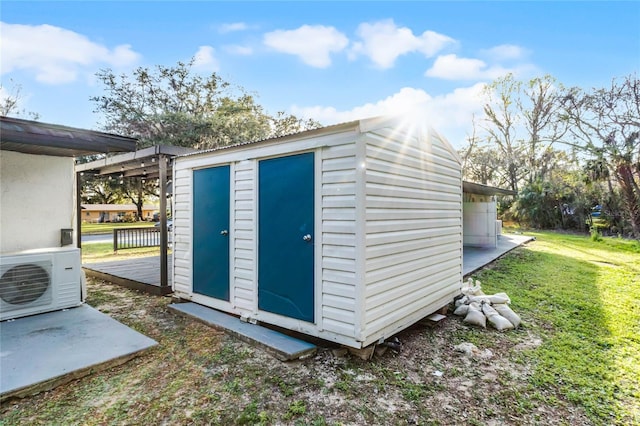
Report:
81,204,159,223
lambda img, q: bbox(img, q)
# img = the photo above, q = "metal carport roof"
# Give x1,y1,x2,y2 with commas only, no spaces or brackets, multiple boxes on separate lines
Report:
463,181,516,196
0,116,137,156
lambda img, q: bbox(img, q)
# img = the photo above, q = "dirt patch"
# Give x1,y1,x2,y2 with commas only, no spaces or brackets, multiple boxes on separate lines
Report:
0,279,593,425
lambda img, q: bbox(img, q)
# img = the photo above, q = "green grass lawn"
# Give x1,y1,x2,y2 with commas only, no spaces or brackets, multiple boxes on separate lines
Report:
2,231,638,425
82,221,155,235
473,231,640,425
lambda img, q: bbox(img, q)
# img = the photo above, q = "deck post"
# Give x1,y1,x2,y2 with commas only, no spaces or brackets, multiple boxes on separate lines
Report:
159,154,169,289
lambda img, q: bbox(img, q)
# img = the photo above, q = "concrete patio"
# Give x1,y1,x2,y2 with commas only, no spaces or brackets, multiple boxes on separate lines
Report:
463,233,535,277
0,304,157,401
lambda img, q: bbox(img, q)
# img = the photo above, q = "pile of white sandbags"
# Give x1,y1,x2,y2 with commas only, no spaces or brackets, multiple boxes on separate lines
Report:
453,278,521,331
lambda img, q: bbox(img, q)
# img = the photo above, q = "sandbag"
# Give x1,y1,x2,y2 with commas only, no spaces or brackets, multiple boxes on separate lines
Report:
455,295,470,308
462,278,485,296
463,302,486,328
453,304,469,316
468,294,511,305
481,303,514,331
493,303,521,328
493,292,511,304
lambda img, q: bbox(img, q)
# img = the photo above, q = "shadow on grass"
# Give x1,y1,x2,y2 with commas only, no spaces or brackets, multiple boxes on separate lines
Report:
472,238,637,425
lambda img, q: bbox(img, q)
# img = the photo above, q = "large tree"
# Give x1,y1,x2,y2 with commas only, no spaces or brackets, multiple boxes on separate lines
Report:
91,59,320,149
81,175,122,205
119,177,158,220
519,75,568,183
87,59,321,210
476,74,567,192
560,75,640,238
479,74,524,192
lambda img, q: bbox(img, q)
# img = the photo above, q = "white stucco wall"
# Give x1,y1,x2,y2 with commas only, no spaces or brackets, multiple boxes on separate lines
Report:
0,150,75,253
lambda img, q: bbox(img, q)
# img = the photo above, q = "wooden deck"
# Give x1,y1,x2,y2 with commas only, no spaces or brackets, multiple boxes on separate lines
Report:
83,256,172,295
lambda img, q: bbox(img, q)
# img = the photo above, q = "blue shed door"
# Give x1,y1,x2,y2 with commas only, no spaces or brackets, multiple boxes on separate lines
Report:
258,153,315,323
193,165,230,301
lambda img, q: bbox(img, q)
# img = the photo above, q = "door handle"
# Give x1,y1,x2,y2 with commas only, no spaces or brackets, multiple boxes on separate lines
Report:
303,234,312,242
221,230,229,236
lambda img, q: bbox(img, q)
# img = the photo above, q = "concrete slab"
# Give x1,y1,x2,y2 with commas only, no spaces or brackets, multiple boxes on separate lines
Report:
0,304,157,401
463,234,534,277
169,302,317,361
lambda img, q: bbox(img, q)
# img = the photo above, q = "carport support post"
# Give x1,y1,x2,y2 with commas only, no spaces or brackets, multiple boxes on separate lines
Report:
76,171,82,249
159,154,168,289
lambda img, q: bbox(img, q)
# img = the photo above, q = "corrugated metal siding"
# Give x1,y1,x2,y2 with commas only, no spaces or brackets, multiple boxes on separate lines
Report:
362,127,462,342
320,142,358,340
233,161,256,313
173,167,192,294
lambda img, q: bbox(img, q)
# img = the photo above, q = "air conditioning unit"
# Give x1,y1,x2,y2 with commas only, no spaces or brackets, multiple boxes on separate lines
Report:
0,247,83,321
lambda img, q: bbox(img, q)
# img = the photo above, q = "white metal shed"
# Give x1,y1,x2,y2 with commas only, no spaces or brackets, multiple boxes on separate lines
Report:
172,116,463,348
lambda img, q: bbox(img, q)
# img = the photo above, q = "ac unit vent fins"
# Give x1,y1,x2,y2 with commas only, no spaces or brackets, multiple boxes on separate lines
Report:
0,264,50,305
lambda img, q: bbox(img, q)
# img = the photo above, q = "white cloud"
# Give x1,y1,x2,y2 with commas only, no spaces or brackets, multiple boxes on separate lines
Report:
290,84,486,148
218,22,249,33
263,25,348,68
106,44,141,68
425,54,517,81
350,19,456,68
0,22,140,84
224,45,253,56
291,87,431,123
192,46,220,72
481,44,529,61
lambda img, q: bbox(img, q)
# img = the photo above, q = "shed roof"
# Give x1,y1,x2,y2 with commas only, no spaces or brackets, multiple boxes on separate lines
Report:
0,116,137,157
178,119,359,158
177,115,461,164
463,181,516,196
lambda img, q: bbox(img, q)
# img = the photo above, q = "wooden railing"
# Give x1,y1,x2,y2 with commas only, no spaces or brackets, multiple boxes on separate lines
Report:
113,227,160,251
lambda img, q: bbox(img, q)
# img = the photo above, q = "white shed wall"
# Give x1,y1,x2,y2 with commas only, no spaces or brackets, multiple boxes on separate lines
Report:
232,160,257,312
0,151,75,253
362,127,462,346
172,129,365,345
320,142,359,340
172,166,193,295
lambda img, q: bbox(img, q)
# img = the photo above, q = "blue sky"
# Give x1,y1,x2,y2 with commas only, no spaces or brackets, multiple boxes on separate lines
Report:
2,1,639,148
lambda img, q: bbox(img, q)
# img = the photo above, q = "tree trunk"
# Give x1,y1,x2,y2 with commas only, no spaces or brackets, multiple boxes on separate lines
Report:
508,163,519,192
616,163,640,239
136,180,144,221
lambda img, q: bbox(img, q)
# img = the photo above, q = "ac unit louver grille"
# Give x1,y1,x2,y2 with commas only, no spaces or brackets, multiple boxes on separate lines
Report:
0,264,50,305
